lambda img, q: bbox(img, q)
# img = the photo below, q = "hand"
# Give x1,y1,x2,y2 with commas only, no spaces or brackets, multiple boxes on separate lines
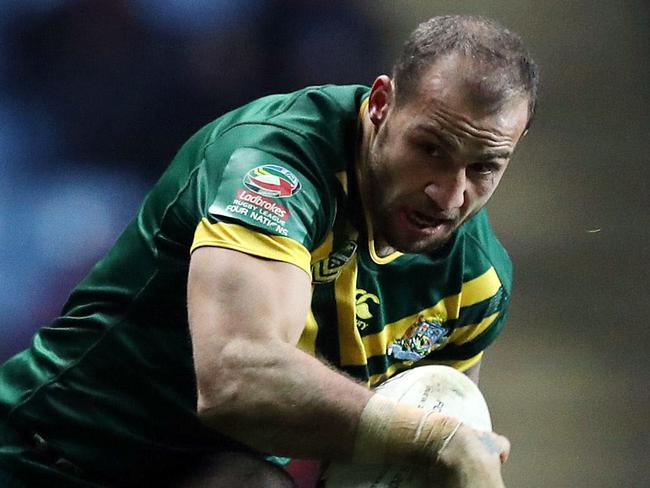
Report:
428,424,510,488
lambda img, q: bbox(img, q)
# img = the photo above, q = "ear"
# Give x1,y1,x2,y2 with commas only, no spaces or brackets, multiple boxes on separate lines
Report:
367,75,394,127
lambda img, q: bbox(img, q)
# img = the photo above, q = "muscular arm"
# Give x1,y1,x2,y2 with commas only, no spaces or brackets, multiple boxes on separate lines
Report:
188,246,510,486
187,246,373,459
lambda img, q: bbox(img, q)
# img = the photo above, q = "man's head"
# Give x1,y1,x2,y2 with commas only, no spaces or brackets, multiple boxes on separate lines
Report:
362,15,538,256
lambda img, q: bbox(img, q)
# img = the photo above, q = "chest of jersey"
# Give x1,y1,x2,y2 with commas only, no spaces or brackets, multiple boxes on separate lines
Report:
299,231,506,386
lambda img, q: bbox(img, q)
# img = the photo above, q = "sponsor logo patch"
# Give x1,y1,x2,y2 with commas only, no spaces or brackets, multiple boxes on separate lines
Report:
209,189,292,236
234,189,289,221
387,315,449,362
243,165,301,198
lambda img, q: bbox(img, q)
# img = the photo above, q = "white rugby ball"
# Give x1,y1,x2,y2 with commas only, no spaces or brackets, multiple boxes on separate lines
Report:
324,365,492,488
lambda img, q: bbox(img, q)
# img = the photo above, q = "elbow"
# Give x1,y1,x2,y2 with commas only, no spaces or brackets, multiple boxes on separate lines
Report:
196,380,238,429
195,367,242,429
193,340,258,429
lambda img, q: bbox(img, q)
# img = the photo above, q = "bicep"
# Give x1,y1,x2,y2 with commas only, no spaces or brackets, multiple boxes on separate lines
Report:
187,246,312,383
187,247,373,457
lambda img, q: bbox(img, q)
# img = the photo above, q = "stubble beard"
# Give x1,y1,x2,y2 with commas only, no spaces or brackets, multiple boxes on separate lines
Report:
364,158,459,256
382,204,459,254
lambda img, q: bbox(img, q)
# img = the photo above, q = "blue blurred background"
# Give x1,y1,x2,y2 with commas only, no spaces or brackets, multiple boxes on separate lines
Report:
1,1,648,486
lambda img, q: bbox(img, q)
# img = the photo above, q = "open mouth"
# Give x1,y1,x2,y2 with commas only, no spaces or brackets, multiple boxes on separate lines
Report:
406,210,449,230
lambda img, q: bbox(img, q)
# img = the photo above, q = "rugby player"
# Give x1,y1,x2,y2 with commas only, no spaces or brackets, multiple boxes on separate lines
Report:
0,15,538,488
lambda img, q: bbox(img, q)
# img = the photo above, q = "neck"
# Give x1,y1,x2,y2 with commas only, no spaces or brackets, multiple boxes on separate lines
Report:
374,240,397,258
357,108,395,258
356,108,373,204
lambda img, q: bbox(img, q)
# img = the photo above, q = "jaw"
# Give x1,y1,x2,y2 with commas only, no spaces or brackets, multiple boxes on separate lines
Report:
373,208,460,256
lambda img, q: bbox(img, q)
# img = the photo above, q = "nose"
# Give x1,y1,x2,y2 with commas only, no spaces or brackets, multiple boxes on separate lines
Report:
423,170,466,210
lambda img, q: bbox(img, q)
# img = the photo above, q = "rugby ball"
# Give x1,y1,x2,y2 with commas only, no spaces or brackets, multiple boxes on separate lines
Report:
324,365,492,488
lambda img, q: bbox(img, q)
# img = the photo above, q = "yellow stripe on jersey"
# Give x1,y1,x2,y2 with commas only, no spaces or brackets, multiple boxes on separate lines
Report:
461,267,501,307
335,170,348,195
418,351,484,372
336,254,367,366
359,97,369,122
297,230,338,358
447,312,499,345
367,352,484,388
296,232,338,356
359,267,502,359
191,219,312,276
297,309,319,356
310,232,334,265
366,215,402,265
368,362,414,388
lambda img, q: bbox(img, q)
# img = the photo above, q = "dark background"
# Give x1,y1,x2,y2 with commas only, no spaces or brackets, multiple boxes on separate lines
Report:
1,1,648,486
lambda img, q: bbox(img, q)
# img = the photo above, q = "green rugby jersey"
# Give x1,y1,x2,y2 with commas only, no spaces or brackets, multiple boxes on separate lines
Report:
0,85,511,483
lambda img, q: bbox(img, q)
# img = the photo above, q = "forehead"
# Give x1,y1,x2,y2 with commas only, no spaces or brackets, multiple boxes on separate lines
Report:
403,53,529,139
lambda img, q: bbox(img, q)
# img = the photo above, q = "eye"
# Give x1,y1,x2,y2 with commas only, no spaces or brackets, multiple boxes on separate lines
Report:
468,162,500,177
421,142,443,158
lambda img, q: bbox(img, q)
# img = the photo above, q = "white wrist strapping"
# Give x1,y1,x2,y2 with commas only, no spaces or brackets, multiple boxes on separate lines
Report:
353,394,460,465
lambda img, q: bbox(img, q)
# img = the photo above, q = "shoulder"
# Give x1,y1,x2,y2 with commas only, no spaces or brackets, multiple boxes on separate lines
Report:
173,86,371,251
207,84,369,139
167,84,370,170
183,84,367,177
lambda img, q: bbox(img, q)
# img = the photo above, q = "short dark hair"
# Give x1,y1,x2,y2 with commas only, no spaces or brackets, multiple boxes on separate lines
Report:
392,15,539,128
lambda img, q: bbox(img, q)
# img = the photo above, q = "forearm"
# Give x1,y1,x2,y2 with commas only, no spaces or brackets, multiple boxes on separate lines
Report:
196,336,373,460
196,338,464,471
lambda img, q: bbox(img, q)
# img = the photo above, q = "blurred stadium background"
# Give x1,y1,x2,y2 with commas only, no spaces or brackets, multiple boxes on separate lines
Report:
1,1,648,486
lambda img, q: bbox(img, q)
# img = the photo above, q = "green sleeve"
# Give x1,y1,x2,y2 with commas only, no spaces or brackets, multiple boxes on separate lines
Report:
194,124,336,251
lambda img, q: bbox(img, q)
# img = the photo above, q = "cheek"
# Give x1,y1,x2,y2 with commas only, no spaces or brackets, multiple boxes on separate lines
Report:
373,138,429,200
466,176,502,209
372,150,409,191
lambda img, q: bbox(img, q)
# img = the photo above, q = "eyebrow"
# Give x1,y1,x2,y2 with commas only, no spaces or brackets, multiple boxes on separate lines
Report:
413,124,512,161
414,124,458,149
476,150,512,161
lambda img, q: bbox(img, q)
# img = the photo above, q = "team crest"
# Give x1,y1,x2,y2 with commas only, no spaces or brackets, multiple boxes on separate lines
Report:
243,165,301,198
387,315,449,362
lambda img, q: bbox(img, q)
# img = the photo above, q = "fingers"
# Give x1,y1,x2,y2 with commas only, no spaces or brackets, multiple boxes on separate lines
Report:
432,426,510,487
495,434,510,464
476,430,510,464
481,431,510,464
